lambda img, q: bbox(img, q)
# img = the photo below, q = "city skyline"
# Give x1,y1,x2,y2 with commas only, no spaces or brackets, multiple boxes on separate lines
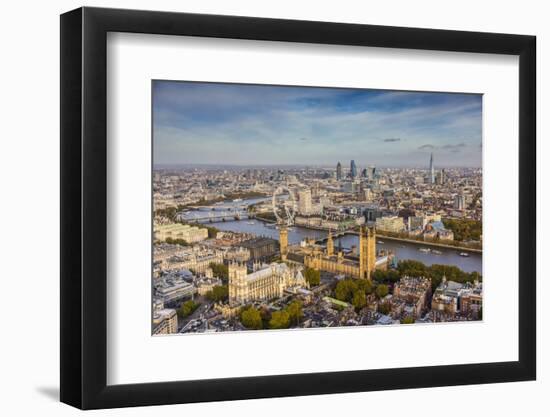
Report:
153,81,482,168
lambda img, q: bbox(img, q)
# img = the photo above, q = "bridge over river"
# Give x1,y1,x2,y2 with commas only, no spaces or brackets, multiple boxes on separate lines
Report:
176,197,482,273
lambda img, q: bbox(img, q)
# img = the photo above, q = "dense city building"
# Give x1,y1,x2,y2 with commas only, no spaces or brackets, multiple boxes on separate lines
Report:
238,237,279,260
152,308,178,334
155,274,195,305
375,216,406,233
152,158,482,333
431,277,483,318
156,246,224,274
154,223,208,243
392,276,432,319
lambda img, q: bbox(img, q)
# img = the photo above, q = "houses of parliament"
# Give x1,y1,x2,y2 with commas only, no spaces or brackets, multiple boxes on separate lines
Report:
281,224,380,280
226,224,382,306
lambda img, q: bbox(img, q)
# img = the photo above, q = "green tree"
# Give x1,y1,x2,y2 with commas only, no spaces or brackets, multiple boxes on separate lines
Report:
240,306,262,329
165,237,189,246
178,300,199,318
352,290,366,310
469,271,482,283
206,285,228,302
355,278,373,295
304,268,321,287
209,263,229,283
398,260,428,278
442,218,482,242
372,269,400,283
204,226,219,239
286,300,303,326
335,279,358,302
269,310,290,329
371,270,386,282
375,284,389,299
401,316,415,324
155,206,178,221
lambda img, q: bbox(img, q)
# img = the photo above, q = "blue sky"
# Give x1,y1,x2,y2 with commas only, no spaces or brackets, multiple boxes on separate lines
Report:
153,81,482,168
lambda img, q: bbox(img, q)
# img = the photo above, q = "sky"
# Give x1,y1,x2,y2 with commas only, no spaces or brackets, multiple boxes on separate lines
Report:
153,81,482,168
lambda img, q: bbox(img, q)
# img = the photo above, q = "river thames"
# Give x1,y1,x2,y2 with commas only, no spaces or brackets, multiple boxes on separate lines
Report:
182,198,482,274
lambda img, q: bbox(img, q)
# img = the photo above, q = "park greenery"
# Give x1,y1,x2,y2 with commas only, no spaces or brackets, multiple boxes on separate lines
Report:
375,284,389,299
375,229,482,249
164,237,190,246
373,259,482,292
209,262,229,283
285,300,304,326
239,300,304,330
205,285,229,302
240,306,263,329
352,290,366,310
177,300,200,319
371,269,401,283
203,225,221,239
442,218,482,242
334,278,373,310
401,316,415,324
304,267,321,287
155,205,181,221
269,310,291,329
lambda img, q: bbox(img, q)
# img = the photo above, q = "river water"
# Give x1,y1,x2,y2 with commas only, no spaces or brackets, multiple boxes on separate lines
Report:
182,198,482,273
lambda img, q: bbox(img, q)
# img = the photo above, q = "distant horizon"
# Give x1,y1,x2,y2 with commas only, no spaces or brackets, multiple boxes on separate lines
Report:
153,160,482,170
153,81,482,168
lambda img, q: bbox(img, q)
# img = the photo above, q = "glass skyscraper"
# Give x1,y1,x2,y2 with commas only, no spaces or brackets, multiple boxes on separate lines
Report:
350,160,357,179
336,162,342,181
429,153,435,184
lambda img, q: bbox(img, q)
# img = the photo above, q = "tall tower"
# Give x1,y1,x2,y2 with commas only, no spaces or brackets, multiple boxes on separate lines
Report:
326,229,334,257
336,162,342,181
279,226,288,261
350,160,357,179
228,262,248,303
298,188,312,215
431,154,435,183
359,225,376,280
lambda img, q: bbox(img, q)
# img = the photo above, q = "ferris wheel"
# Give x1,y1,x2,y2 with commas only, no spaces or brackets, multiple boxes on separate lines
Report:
272,186,297,226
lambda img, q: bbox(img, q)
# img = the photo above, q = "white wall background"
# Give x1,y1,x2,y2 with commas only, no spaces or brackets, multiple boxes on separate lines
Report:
0,0,546,415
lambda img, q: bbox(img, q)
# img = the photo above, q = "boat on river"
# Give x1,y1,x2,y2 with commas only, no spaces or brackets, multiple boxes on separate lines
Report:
459,252,470,257
432,250,443,255
419,248,431,253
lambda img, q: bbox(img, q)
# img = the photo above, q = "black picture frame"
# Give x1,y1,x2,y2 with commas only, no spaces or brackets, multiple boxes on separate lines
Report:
60,6,536,410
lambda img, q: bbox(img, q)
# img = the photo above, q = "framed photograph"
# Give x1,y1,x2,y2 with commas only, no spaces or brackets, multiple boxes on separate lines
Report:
60,6,536,410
